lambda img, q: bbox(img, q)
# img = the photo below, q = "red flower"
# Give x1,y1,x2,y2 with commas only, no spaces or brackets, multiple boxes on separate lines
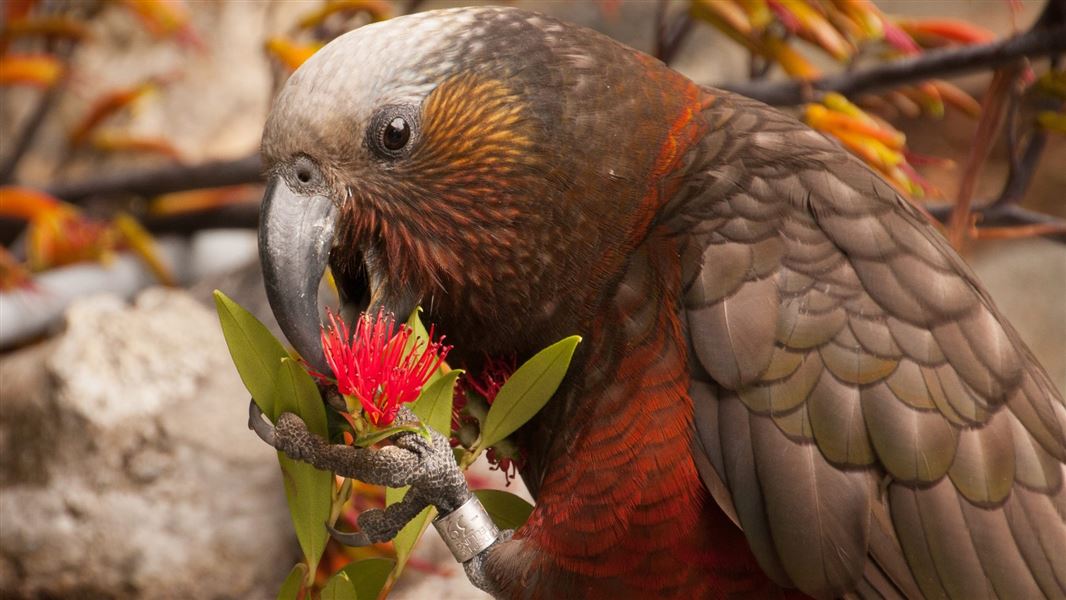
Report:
319,308,450,427
486,445,522,487
451,356,524,484
451,355,516,436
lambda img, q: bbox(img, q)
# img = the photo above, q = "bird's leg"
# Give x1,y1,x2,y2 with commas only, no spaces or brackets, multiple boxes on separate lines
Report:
249,400,425,488
248,400,510,595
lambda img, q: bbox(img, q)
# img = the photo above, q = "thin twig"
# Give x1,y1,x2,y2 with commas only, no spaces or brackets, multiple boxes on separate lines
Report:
719,23,1066,105
947,65,1023,249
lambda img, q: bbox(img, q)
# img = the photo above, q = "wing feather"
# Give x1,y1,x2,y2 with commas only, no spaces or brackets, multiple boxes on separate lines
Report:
750,412,871,599
678,91,1066,598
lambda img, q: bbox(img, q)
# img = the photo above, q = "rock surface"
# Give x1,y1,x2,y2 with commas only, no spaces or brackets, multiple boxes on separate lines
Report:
0,289,294,599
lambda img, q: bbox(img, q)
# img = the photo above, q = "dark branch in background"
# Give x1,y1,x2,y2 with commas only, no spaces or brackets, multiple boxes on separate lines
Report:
0,85,64,184
18,0,1064,246
720,22,1066,106
47,154,262,203
927,203,1066,244
402,0,427,16
995,114,1049,209
44,21,1066,203
142,203,259,234
0,38,79,184
0,201,261,246
655,0,694,66
995,51,1060,209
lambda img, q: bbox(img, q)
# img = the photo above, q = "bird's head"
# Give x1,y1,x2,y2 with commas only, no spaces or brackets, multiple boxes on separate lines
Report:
259,6,707,370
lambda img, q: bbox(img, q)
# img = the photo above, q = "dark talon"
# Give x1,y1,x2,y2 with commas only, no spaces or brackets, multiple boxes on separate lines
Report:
327,522,372,547
248,399,277,447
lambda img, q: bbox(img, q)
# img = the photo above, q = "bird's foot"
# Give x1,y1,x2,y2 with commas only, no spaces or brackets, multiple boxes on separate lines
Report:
247,399,505,563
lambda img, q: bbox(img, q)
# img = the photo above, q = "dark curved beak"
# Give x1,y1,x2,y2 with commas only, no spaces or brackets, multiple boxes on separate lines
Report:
259,175,337,374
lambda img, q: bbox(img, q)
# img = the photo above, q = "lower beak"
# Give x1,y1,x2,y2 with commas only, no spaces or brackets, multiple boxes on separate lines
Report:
258,175,337,374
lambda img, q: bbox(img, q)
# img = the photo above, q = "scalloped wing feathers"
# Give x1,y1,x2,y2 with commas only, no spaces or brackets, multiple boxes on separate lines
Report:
682,91,1066,599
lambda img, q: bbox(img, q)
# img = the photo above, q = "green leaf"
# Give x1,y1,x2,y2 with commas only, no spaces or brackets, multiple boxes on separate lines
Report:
339,558,396,600
394,505,434,566
474,489,534,530
277,358,332,577
213,290,290,420
214,292,334,577
276,563,306,600
404,306,431,353
320,571,357,600
412,369,461,437
385,486,435,567
404,306,443,387
278,357,328,436
480,335,581,448
352,424,421,448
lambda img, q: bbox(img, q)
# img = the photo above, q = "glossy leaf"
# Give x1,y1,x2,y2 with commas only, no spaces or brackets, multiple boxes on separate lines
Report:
320,571,357,600
339,558,396,600
480,336,581,448
214,291,332,577
475,489,534,530
385,485,435,567
276,563,306,600
412,369,461,437
403,306,444,386
212,290,289,419
276,358,332,578
403,306,428,349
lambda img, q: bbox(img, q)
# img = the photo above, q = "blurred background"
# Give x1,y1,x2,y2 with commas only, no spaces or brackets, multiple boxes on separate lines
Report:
1,0,1063,598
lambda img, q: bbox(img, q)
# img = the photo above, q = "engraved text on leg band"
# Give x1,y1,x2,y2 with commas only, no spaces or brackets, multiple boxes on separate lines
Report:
433,496,500,563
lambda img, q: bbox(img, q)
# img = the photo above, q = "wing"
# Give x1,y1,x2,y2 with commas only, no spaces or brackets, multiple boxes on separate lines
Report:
675,92,1066,599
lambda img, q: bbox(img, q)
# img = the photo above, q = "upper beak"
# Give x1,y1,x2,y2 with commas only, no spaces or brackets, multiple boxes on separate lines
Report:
258,175,337,374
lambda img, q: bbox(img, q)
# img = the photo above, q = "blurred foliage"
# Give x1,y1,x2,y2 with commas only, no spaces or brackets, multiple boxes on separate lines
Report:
0,185,173,285
0,1,1063,594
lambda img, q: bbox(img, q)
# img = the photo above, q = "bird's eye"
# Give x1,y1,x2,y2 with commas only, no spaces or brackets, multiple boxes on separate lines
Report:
382,117,410,151
367,105,419,159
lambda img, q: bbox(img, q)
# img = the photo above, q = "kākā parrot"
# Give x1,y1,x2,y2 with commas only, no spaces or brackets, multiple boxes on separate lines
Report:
250,6,1066,599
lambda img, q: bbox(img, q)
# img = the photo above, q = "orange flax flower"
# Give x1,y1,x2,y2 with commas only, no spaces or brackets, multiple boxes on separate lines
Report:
319,309,450,427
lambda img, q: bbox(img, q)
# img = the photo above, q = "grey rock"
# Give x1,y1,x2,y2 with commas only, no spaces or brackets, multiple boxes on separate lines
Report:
0,288,295,599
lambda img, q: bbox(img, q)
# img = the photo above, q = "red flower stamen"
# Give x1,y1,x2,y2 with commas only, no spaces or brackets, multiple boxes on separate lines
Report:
451,355,517,438
318,308,451,427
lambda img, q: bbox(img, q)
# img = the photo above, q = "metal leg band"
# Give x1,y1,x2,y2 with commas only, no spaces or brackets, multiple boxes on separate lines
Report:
433,496,500,563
